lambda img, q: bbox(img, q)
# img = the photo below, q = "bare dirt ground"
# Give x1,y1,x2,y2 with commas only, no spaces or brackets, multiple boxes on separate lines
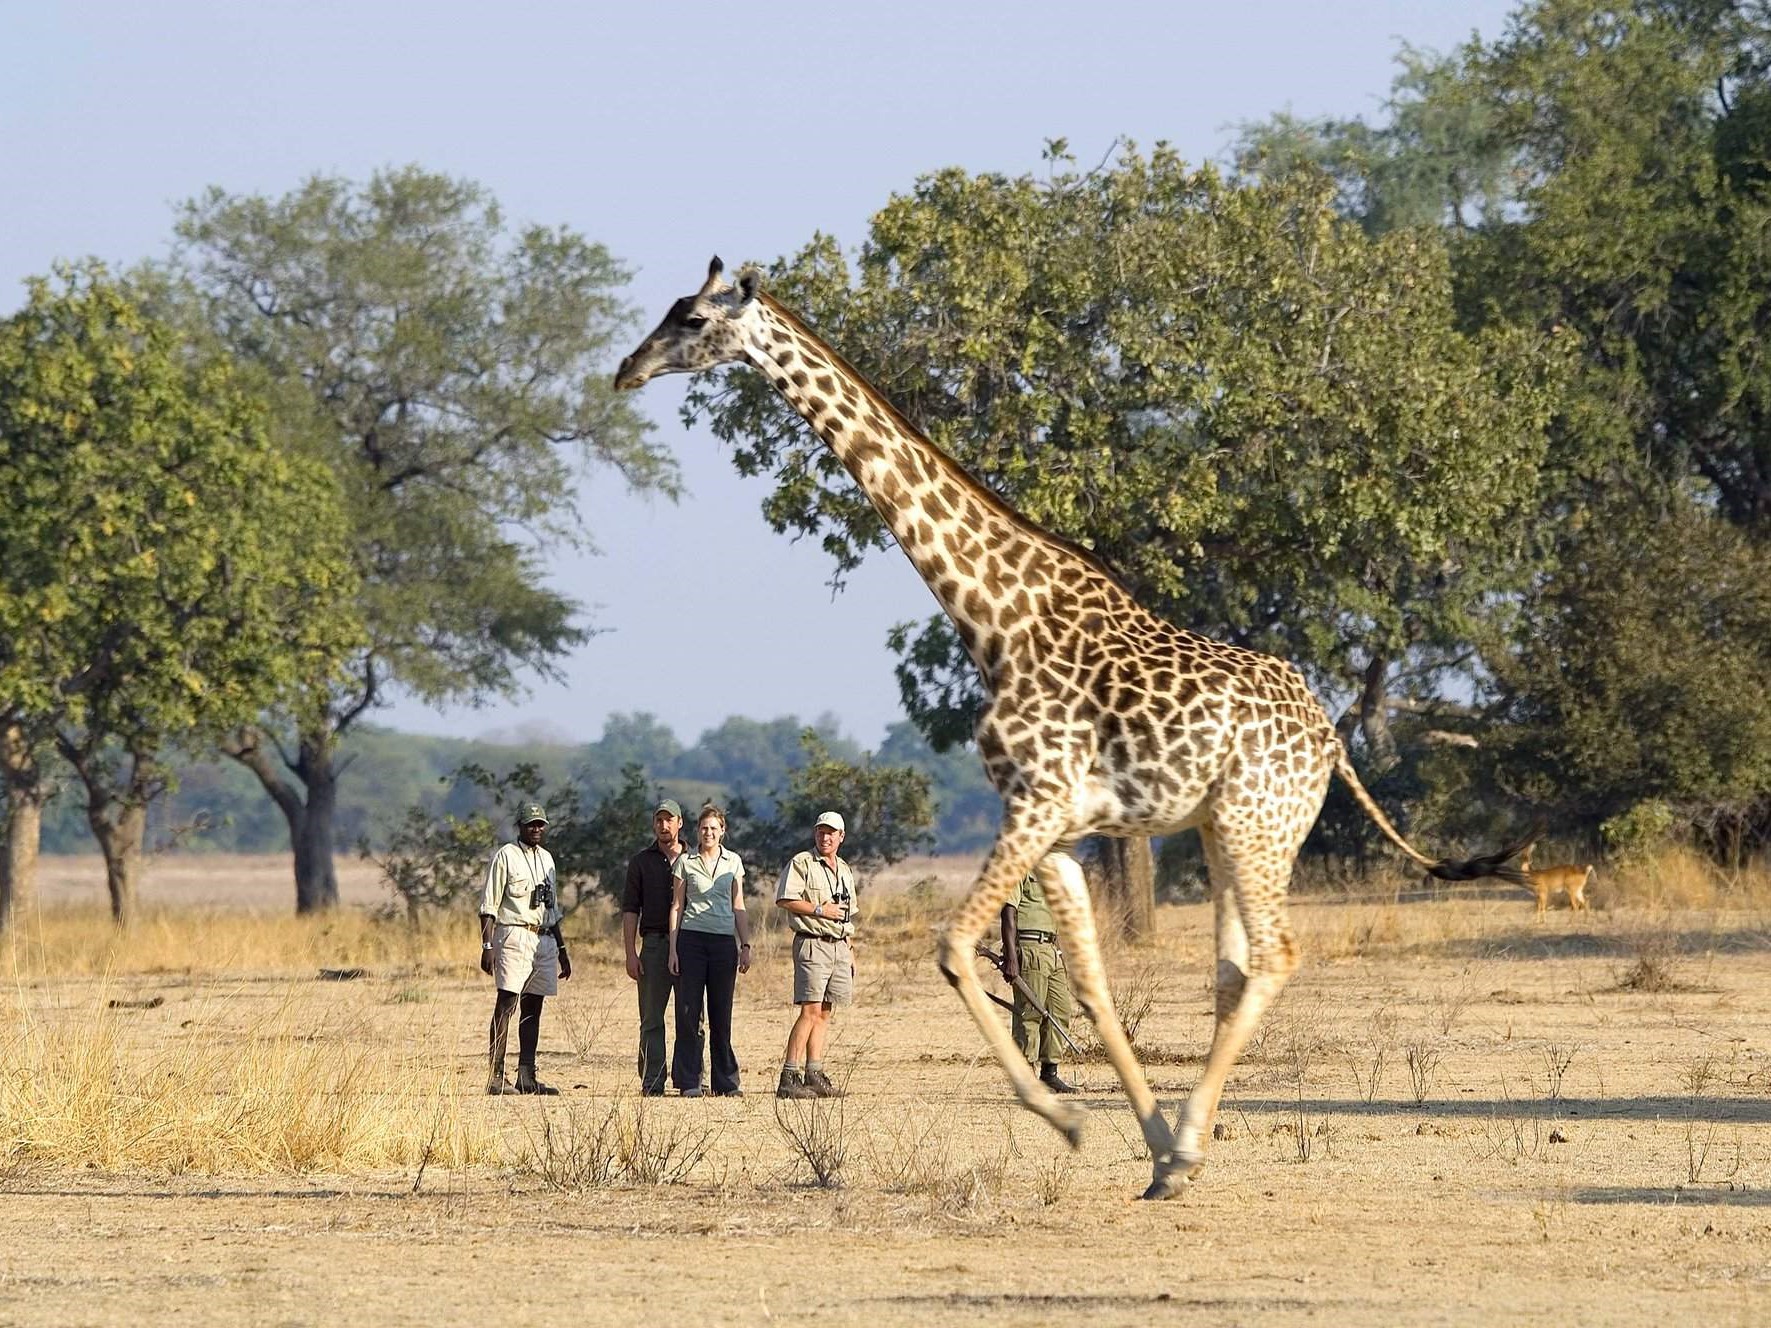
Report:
3,859,1768,1327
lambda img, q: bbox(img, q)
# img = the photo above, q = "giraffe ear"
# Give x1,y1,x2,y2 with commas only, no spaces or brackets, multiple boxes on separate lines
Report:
736,265,762,305
698,256,725,297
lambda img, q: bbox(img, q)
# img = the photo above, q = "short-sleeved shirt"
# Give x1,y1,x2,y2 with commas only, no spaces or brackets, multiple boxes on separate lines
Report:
776,850,857,940
622,841,679,934
1009,872,1057,936
673,848,744,936
480,841,561,929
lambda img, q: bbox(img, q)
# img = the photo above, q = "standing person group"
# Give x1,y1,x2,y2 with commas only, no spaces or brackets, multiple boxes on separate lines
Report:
477,802,1078,1105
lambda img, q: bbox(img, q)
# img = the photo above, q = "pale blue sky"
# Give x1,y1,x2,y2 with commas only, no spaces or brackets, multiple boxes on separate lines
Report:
1,0,1521,750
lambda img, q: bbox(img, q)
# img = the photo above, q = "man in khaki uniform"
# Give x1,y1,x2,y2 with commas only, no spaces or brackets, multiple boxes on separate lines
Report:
774,811,857,1099
479,803,571,1095
1000,871,1077,1094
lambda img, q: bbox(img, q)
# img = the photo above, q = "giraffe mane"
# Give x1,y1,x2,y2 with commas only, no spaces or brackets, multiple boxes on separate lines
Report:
755,290,1137,600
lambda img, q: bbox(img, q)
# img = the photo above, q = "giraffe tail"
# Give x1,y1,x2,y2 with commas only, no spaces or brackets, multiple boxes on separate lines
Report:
1331,743,1534,886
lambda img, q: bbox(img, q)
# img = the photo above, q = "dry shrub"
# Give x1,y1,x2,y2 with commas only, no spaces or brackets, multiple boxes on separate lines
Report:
774,1090,850,1188
0,994,493,1173
1612,920,1687,993
1072,958,1168,1061
516,1100,719,1190
863,1101,960,1194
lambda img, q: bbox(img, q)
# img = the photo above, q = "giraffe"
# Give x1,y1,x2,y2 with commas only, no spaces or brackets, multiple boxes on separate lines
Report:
614,258,1529,1199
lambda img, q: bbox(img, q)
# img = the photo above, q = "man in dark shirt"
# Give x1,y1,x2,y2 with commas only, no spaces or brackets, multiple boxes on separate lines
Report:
623,798,683,1096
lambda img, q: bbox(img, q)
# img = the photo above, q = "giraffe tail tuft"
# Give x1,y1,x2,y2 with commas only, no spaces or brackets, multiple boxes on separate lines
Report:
1331,742,1536,886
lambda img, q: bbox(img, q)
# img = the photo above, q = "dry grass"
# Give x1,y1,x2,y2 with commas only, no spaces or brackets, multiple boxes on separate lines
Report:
1,905,478,979
0,990,496,1173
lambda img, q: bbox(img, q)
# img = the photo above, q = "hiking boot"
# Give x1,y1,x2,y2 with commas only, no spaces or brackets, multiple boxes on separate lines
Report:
680,1086,702,1098
1040,1066,1078,1095
486,1077,519,1096
776,1068,816,1100
804,1067,842,1098
641,1085,666,1098
712,1088,744,1098
515,1068,559,1096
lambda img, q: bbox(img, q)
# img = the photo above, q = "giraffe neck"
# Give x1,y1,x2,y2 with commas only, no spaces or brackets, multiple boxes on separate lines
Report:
745,296,1091,669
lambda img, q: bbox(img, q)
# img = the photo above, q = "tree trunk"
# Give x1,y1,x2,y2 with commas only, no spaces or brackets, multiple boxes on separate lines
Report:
224,724,341,913
293,741,340,912
88,799,146,926
1094,836,1156,942
1,723,44,933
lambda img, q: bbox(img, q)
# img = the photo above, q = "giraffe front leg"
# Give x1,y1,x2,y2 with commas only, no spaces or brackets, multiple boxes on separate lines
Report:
1035,853,1177,1170
937,844,1088,1149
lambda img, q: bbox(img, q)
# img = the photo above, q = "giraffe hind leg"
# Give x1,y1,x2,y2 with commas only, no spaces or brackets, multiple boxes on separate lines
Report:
1149,823,1301,1200
1035,851,1176,1166
936,831,1087,1148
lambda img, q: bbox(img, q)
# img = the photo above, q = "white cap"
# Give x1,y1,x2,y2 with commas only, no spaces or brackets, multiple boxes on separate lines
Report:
814,811,845,833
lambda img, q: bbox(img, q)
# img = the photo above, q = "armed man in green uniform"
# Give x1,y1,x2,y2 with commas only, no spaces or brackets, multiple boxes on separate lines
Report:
1000,870,1077,1094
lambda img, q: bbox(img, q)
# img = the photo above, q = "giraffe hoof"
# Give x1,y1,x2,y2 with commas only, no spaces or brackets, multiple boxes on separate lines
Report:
1140,1149,1201,1201
1052,1100,1088,1150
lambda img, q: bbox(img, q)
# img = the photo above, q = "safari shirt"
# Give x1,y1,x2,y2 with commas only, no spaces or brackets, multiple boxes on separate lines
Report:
480,841,561,929
673,847,744,936
1009,872,1058,937
777,850,857,941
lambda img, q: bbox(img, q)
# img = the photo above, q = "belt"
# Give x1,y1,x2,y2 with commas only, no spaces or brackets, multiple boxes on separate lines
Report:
498,921,543,933
1018,930,1057,943
792,931,849,942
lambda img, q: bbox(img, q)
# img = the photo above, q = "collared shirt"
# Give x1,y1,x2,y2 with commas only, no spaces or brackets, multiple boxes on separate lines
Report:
674,847,744,936
622,841,679,934
480,841,560,929
1009,872,1057,936
776,850,856,940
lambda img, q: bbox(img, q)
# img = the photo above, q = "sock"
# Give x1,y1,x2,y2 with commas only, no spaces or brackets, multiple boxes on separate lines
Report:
806,1060,824,1075
784,1062,805,1076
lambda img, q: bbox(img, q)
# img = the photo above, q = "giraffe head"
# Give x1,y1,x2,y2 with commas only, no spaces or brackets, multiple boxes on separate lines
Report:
613,256,763,390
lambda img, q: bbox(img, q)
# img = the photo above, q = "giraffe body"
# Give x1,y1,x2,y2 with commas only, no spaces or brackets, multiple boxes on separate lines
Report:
616,259,1527,1198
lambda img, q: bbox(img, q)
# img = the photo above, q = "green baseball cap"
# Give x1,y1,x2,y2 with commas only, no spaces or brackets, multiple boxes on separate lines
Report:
654,799,683,820
517,802,549,827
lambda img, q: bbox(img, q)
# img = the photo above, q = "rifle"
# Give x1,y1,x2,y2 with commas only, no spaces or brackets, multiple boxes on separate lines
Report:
976,945,1085,1059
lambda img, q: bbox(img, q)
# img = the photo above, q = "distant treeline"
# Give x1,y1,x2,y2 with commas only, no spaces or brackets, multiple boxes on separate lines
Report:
28,712,1001,859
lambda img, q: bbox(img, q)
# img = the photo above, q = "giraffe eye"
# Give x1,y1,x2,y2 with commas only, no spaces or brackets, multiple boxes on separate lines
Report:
683,315,709,330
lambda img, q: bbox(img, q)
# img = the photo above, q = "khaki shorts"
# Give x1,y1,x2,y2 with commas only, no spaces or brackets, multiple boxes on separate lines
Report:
492,925,558,997
792,935,854,1006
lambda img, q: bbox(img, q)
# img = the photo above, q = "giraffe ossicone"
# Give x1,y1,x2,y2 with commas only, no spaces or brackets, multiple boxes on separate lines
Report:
616,257,1530,1199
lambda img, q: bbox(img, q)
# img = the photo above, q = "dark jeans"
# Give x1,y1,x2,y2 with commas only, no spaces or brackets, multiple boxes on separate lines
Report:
637,932,672,1092
672,930,739,1094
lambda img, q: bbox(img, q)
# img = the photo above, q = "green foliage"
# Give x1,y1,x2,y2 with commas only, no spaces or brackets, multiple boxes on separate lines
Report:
725,731,935,884
0,265,360,876
369,762,658,920
170,167,677,708
369,731,936,917
1485,497,1771,825
1602,800,1679,863
688,144,1567,748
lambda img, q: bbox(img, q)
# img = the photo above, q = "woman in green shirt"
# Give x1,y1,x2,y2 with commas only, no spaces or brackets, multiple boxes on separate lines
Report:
668,803,752,1096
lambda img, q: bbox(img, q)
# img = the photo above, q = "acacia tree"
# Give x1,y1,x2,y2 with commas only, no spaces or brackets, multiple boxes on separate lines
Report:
0,267,359,925
1240,3,1771,841
169,167,679,912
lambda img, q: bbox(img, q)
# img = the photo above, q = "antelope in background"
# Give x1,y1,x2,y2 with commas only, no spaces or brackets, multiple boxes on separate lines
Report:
1519,843,1595,916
